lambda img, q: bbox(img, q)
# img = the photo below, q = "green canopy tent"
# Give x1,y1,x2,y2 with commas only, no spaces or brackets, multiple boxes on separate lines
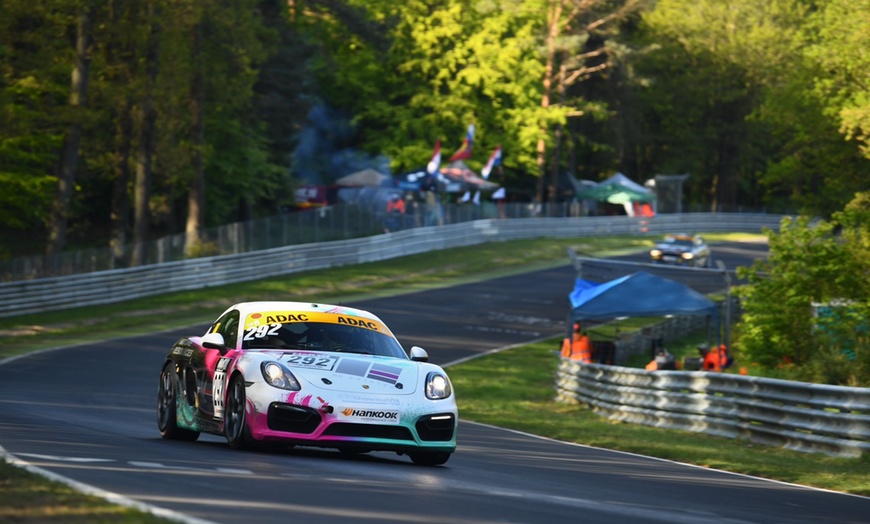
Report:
575,172,655,205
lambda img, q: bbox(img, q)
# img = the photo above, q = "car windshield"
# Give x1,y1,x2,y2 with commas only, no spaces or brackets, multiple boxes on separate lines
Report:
241,321,407,359
664,237,694,248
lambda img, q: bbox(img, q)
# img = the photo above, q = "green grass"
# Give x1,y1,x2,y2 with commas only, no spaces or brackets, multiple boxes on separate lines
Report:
0,459,167,523
9,232,863,520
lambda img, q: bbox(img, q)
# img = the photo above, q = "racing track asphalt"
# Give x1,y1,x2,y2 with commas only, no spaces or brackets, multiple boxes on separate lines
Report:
1,241,869,524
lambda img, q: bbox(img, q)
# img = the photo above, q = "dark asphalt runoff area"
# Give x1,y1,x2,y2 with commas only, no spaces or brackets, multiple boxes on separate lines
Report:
1,240,868,524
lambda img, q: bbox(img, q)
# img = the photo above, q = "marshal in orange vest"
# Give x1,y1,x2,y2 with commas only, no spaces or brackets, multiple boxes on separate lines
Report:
561,322,592,363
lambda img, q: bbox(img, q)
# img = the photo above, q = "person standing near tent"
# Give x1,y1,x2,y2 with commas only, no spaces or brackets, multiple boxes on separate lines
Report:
646,348,678,371
384,193,405,232
403,192,419,228
561,322,592,363
699,343,730,372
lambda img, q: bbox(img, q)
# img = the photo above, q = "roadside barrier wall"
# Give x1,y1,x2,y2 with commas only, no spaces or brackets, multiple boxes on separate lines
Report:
555,360,870,458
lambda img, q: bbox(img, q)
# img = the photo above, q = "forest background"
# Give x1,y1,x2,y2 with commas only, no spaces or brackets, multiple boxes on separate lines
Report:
1,0,869,263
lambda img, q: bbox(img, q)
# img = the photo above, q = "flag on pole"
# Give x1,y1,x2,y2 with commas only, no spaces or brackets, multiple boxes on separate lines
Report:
492,187,506,200
448,124,475,162
473,190,481,205
481,145,502,180
426,140,442,176
460,191,471,203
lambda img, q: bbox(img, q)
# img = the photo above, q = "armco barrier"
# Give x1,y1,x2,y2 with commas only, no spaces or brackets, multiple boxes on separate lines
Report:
555,360,870,458
0,213,784,318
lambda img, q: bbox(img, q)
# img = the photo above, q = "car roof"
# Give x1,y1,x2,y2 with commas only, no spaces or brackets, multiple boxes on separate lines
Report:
221,301,384,322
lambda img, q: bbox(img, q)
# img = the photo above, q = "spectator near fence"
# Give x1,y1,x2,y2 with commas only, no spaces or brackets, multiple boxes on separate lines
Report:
561,322,593,363
646,348,679,371
384,194,406,232
699,344,732,372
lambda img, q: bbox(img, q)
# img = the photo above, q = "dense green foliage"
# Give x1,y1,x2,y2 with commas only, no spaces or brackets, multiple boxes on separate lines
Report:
2,0,869,258
735,192,870,386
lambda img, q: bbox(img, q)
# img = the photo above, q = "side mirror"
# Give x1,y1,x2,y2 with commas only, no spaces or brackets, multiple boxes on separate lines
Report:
202,332,228,354
409,346,429,362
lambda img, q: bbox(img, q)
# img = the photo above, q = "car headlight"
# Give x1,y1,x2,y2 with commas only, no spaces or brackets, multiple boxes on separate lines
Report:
650,249,662,258
425,371,452,400
681,252,694,260
261,361,301,391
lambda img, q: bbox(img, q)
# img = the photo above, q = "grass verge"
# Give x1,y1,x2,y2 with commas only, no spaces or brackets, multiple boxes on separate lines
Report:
0,459,166,523
449,339,870,497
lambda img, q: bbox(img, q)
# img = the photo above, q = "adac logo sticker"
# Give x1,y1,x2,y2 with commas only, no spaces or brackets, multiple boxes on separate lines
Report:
245,311,391,335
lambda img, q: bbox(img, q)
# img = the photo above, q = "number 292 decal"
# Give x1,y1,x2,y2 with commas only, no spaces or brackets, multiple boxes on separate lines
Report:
284,354,338,370
243,323,281,341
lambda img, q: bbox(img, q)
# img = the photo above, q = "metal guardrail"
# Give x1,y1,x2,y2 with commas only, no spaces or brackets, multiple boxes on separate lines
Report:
1,203,784,282
555,360,870,458
0,213,784,318
0,200,560,281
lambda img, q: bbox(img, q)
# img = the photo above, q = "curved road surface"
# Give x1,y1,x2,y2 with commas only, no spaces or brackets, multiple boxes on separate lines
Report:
1,241,867,523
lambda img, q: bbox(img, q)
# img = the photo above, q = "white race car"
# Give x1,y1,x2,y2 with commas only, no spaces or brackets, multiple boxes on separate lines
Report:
649,233,711,267
157,301,457,466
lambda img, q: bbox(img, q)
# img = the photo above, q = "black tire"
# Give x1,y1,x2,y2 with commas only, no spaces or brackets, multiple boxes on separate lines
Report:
157,364,200,441
408,451,451,466
225,374,253,450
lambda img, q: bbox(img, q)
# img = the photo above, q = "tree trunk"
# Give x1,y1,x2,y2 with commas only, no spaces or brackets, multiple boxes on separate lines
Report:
548,63,567,207
132,104,156,266
131,5,160,267
46,8,93,255
535,1,561,210
185,20,205,257
110,99,133,268
718,128,740,212
107,0,134,268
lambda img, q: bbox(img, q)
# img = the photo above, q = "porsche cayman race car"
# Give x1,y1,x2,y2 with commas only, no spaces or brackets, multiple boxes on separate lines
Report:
649,233,711,267
157,301,457,466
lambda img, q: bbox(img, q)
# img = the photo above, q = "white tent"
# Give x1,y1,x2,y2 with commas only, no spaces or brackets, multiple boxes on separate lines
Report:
335,168,390,187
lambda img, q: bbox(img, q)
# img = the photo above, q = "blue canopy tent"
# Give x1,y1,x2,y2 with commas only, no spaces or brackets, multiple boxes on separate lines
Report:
569,271,717,321
568,271,719,365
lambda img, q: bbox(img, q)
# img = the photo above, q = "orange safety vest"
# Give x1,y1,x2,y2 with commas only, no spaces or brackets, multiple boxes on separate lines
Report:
387,198,405,214
561,335,592,363
703,345,728,372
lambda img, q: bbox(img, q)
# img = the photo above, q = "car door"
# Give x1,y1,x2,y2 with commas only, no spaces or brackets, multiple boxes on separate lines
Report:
197,310,241,420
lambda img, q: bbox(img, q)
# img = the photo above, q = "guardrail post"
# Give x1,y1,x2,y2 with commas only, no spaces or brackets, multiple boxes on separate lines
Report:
716,260,733,351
